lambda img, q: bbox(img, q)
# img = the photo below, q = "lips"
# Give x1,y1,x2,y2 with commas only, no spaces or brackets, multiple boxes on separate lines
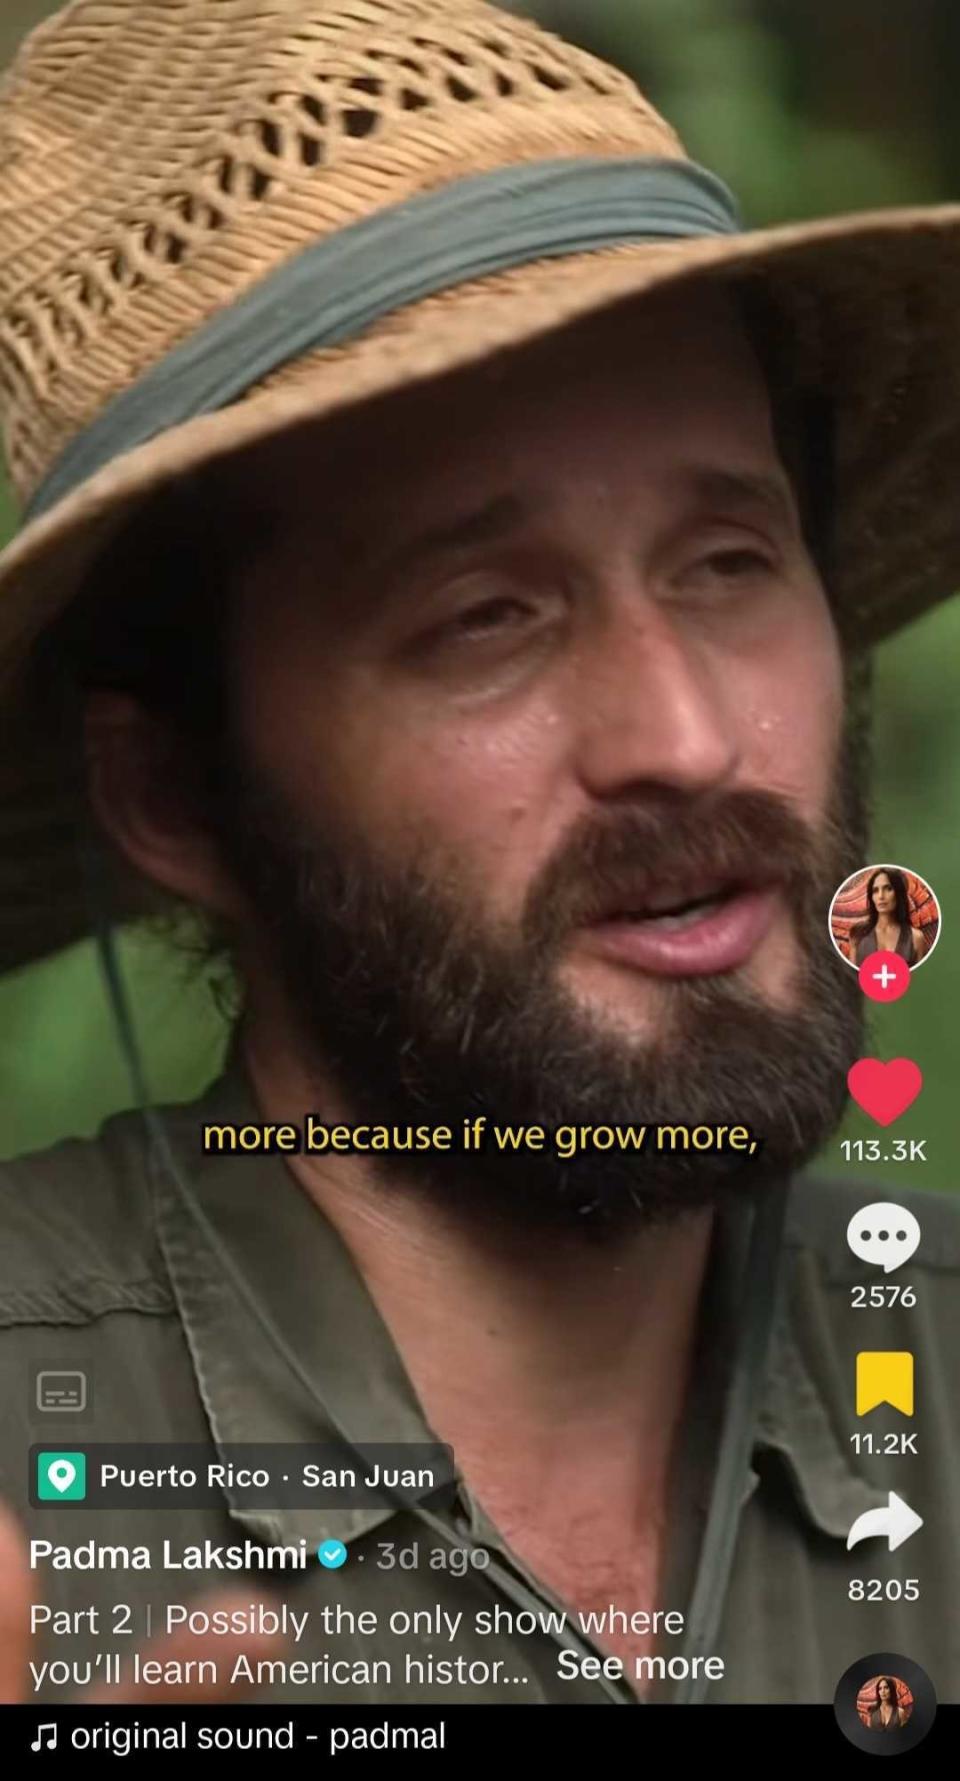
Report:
575,878,781,977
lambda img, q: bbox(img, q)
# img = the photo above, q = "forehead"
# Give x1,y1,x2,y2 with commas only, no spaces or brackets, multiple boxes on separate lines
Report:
228,281,780,541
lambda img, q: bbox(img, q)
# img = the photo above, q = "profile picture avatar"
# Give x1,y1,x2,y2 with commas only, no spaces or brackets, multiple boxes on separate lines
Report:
829,865,940,972
834,1653,935,1752
858,1673,913,1731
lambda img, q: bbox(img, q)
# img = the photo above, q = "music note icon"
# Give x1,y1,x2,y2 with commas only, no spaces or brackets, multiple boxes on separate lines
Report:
31,1721,56,1751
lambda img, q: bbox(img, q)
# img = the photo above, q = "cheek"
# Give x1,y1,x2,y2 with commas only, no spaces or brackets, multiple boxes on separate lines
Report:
258,662,572,905
726,595,843,812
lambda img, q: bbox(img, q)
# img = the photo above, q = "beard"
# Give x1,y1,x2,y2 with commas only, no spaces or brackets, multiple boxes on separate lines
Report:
207,717,868,1239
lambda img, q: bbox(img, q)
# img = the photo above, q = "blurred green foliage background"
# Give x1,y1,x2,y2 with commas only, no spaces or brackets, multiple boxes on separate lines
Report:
1,1,957,1192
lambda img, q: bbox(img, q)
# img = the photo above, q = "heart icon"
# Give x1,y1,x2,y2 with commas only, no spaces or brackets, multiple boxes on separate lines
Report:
847,1058,923,1127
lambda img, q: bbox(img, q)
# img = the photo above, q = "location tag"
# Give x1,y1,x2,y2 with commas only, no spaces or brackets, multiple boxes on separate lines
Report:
47,1459,76,1493
36,1451,87,1502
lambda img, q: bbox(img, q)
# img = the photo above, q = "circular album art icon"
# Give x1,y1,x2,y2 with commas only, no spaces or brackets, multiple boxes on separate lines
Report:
829,865,941,974
834,1653,937,1754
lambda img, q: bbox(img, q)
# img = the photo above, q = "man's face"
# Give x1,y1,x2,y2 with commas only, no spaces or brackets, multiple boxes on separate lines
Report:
209,285,865,1229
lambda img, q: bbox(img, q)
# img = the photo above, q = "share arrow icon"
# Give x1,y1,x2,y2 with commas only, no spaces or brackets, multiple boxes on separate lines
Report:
846,1491,923,1552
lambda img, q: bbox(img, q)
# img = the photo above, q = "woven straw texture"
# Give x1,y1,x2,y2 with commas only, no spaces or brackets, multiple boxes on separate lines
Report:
2,0,960,973
0,0,678,501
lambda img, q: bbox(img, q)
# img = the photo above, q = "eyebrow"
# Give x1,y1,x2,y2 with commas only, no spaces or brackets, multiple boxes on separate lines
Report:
369,465,798,584
678,466,800,533
383,492,537,579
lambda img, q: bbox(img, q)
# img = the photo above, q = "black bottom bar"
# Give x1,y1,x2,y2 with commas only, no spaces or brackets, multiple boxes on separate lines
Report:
9,1702,957,1763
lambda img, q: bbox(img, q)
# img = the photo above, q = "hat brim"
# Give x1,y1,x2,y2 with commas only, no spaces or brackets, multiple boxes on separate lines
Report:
2,205,960,972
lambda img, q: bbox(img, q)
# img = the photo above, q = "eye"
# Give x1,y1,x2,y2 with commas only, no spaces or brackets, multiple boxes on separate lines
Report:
444,594,533,638
676,539,781,599
412,583,559,656
398,578,563,683
703,547,775,578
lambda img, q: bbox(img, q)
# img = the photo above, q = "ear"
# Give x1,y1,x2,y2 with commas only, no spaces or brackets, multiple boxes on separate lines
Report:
83,689,245,919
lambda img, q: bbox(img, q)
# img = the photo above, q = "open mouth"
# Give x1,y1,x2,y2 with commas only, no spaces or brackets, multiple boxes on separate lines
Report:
576,877,780,977
597,885,740,930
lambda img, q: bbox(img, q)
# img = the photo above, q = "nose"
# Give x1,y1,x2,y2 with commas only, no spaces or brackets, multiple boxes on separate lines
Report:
570,594,742,801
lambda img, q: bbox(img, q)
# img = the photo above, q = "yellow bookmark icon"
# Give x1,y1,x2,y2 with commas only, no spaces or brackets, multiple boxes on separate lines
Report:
856,1351,914,1416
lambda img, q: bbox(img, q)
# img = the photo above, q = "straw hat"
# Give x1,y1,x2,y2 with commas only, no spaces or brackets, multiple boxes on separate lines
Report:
2,0,960,975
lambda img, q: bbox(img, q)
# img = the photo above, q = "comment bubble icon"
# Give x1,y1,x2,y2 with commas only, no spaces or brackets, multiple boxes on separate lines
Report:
846,1202,920,1274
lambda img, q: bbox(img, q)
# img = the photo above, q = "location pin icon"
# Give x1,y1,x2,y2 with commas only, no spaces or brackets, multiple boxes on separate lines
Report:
47,1459,77,1493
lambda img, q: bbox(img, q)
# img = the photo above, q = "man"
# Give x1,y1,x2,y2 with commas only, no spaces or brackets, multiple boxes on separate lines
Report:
0,0,959,1711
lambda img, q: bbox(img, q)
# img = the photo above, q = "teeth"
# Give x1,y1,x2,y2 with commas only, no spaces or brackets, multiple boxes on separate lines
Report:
613,892,726,927
642,887,725,917
642,893,725,928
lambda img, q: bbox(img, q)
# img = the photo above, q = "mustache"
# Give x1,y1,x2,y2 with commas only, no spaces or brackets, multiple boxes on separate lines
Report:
521,788,835,950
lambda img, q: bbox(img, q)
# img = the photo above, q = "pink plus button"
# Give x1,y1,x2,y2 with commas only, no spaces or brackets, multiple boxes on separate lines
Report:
858,949,911,1002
